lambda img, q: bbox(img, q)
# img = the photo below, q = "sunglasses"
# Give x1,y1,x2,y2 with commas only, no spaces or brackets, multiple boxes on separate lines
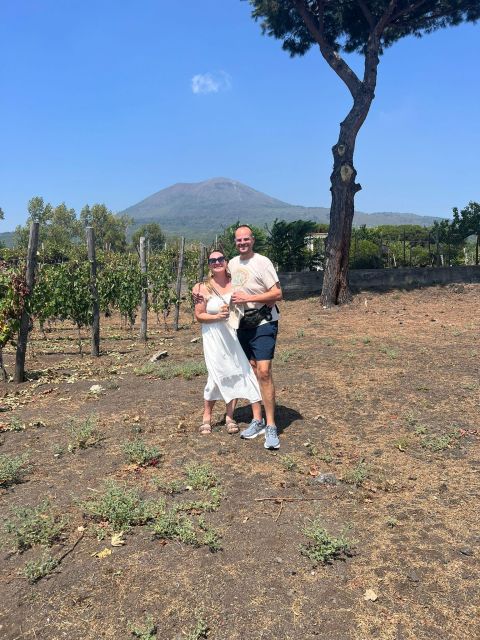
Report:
208,256,226,265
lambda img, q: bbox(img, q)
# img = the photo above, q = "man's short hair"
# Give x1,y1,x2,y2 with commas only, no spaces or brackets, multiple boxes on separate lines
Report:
234,224,255,238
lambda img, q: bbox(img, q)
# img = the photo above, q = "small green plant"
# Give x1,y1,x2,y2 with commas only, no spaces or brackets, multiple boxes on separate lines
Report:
185,614,209,640
379,345,397,359
8,417,25,432
303,440,318,457
0,453,29,487
152,510,198,546
134,361,207,380
342,461,369,486
404,411,418,427
413,425,428,436
185,463,218,490
67,416,101,452
296,329,305,338
23,552,59,583
198,517,222,553
279,454,298,471
278,349,298,363
319,451,333,464
122,439,162,466
324,337,335,347
177,487,222,514
129,615,157,640
362,336,371,344
153,478,184,495
4,500,67,551
52,444,64,458
421,431,460,452
82,481,164,532
300,519,352,565
394,436,410,452
386,517,399,528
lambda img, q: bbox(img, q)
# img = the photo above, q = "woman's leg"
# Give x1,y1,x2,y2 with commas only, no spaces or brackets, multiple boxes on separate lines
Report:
225,399,235,421
203,399,215,424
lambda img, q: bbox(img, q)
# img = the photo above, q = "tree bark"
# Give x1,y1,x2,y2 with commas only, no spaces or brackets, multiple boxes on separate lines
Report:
320,87,375,307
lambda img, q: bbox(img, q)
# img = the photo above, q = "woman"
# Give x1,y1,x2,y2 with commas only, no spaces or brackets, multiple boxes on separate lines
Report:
193,250,261,435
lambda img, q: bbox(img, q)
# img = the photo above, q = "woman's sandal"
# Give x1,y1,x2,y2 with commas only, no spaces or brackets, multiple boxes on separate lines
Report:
198,423,212,435
225,418,239,434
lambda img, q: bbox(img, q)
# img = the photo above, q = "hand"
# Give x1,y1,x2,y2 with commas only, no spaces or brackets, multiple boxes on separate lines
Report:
216,308,230,319
231,291,250,304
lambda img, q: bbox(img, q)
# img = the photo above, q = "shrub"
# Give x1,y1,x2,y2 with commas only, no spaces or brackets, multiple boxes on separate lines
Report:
184,463,218,490
23,553,59,583
0,453,29,487
82,482,164,532
4,500,67,551
300,519,352,565
122,439,162,466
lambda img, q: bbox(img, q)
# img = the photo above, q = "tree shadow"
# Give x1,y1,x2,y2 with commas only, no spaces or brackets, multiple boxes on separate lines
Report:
233,403,302,434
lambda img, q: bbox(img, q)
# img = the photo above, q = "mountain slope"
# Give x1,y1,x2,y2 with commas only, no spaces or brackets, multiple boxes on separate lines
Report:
119,178,443,240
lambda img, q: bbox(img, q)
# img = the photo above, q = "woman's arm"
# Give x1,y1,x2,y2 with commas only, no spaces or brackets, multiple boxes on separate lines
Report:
193,284,229,323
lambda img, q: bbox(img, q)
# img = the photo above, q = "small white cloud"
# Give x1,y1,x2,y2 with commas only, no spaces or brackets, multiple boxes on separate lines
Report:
191,71,231,95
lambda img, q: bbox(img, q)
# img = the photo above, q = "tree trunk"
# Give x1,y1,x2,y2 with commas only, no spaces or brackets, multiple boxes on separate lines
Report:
320,92,372,307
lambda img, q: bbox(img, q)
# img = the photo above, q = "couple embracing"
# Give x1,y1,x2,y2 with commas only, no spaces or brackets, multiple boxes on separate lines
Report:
193,225,283,450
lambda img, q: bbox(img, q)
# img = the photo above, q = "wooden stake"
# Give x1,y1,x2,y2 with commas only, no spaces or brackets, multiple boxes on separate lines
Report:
15,222,39,383
173,237,185,331
139,236,148,342
86,227,100,357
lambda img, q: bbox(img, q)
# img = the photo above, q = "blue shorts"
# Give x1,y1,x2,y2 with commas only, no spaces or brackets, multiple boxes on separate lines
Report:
237,321,278,362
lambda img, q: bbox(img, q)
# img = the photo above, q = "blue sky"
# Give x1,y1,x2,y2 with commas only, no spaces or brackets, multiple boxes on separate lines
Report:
1,0,479,231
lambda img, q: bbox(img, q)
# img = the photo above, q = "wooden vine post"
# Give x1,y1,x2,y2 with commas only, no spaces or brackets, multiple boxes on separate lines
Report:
14,222,39,383
197,244,206,283
173,236,185,331
86,227,100,357
139,236,148,342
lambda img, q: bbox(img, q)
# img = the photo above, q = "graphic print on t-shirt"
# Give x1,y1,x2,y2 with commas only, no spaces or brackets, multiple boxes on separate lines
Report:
231,267,249,288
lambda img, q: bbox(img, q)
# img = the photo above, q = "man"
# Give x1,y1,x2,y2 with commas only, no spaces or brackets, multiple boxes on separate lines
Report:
229,225,283,449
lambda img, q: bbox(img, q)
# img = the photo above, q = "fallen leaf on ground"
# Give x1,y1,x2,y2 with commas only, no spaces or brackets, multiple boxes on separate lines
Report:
92,547,112,559
111,532,126,547
364,589,378,601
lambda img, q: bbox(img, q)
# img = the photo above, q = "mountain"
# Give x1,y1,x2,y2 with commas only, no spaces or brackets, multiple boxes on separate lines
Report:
0,231,14,248
119,178,443,240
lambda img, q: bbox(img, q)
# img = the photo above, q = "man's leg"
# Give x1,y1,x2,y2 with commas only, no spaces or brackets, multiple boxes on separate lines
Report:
248,359,263,422
255,359,275,426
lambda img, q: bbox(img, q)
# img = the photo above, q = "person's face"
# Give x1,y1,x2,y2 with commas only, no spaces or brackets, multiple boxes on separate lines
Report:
208,252,227,274
234,228,255,256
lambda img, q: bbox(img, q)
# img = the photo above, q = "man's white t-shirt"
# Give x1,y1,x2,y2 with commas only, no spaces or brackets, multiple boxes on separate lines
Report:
229,253,280,324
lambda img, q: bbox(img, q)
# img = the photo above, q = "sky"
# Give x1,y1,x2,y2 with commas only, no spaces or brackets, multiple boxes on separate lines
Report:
1,0,479,231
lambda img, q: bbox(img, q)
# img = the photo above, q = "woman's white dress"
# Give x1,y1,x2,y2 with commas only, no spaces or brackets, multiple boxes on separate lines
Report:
202,293,261,404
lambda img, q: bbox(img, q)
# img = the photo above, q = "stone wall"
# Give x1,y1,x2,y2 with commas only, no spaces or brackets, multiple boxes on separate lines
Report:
279,266,480,298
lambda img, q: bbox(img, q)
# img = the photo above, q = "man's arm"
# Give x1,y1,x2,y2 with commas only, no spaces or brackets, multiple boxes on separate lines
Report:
231,282,282,306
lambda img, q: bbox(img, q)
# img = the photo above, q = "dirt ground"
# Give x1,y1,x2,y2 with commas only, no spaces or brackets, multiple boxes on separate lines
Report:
0,284,479,640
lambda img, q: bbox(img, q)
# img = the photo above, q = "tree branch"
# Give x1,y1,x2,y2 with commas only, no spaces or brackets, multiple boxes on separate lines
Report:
292,0,362,97
374,0,399,37
390,0,430,24
356,0,375,29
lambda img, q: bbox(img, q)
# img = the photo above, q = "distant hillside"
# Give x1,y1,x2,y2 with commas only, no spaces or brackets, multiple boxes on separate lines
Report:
0,231,14,248
119,177,443,240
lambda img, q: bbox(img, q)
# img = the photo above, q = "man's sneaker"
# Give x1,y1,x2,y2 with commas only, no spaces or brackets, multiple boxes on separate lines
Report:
240,419,265,439
264,425,280,450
